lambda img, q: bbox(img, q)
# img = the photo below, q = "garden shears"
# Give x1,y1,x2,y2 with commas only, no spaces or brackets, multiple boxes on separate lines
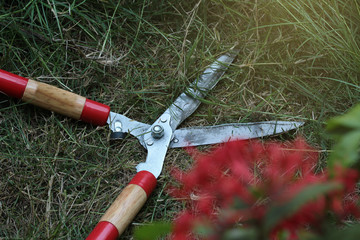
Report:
0,49,303,239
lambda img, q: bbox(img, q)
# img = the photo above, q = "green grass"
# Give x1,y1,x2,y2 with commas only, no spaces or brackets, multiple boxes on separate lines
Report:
0,0,359,239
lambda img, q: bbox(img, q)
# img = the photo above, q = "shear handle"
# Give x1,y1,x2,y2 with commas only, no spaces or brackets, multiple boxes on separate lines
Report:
0,69,110,126
86,171,157,240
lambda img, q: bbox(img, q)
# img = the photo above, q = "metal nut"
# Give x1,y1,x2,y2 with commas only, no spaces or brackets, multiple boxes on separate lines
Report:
151,125,164,139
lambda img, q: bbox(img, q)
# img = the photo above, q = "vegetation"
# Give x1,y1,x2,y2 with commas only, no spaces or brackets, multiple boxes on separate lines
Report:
149,136,360,239
0,0,359,239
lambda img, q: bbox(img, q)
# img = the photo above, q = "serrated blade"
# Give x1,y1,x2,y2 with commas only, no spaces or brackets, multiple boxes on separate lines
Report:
169,121,304,148
164,49,239,132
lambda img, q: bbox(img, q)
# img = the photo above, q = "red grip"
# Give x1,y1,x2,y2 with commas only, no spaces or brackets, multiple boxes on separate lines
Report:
0,69,29,98
129,171,157,197
80,99,110,126
86,221,119,240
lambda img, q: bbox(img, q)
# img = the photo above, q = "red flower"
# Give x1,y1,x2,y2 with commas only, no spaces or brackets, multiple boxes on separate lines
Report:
168,138,360,239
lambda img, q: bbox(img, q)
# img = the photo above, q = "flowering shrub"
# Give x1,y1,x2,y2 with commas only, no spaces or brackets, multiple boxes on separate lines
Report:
134,105,360,240
168,138,360,240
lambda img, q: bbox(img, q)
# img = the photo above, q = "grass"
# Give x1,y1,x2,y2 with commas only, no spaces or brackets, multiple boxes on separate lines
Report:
0,0,359,239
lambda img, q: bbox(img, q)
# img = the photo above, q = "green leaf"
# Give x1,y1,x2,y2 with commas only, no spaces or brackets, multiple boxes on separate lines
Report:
328,130,360,168
194,224,214,238
327,103,360,169
313,223,360,240
264,182,341,233
223,227,258,240
134,222,172,240
327,104,360,133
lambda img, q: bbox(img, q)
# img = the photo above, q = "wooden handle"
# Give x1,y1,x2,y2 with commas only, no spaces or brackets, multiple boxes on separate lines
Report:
23,79,87,119
86,171,157,240
0,69,110,126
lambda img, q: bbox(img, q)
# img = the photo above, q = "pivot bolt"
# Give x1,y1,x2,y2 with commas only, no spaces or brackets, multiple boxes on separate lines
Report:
151,125,164,139
114,120,122,132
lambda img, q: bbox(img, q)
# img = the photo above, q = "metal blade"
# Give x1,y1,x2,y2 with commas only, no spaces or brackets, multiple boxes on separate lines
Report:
164,49,239,132
169,121,304,148
133,49,239,177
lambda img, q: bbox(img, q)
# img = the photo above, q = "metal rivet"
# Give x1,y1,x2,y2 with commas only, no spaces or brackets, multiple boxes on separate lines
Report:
147,140,154,146
160,117,167,123
114,121,122,132
173,138,179,143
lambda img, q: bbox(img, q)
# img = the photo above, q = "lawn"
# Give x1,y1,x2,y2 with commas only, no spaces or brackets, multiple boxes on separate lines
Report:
0,0,359,239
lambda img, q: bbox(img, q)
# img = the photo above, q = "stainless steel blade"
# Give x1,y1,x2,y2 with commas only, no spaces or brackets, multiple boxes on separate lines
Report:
134,49,239,176
164,49,239,132
169,121,304,148
107,111,150,147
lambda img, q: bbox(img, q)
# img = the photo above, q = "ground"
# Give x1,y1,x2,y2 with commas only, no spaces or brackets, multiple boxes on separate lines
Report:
0,0,359,239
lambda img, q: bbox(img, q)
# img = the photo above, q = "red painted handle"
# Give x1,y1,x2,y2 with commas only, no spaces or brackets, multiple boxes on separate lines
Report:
86,221,119,240
81,99,110,126
0,69,110,126
0,69,29,98
129,170,158,197
86,171,157,240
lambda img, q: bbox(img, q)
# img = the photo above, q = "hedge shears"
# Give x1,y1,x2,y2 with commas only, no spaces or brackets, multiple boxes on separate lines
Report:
0,49,303,239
